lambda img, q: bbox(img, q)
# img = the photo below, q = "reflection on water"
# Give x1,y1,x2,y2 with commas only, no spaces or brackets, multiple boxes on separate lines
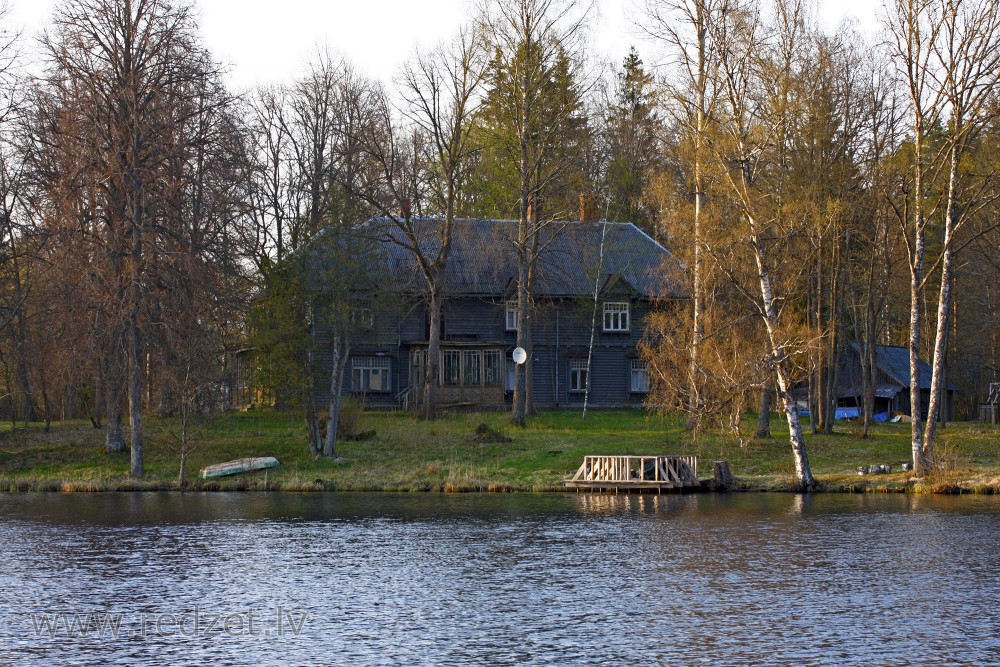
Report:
1,492,999,666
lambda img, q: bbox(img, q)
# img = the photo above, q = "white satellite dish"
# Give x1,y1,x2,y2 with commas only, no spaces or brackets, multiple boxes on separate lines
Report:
512,347,527,365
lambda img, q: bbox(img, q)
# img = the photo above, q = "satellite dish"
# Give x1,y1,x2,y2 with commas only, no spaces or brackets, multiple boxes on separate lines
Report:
512,347,527,365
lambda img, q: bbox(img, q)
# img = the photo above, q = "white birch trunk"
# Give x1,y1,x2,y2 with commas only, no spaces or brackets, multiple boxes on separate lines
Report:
922,144,959,455
323,335,349,458
582,222,608,419
749,225,815,489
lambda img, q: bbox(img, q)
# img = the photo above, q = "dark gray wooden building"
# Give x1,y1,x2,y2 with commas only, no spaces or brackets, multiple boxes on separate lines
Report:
836,343,958,420
313,217,685,410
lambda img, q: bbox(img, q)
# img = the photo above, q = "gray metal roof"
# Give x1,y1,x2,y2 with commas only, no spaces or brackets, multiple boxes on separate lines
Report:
839,383,903,400
364,217,685,299
851,343,959,392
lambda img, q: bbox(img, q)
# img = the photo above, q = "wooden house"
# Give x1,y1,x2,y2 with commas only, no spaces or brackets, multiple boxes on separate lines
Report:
836,343,958,421
310,217,685,410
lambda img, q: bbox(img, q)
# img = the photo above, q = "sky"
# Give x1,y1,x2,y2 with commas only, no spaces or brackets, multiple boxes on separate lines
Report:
9,0,880,90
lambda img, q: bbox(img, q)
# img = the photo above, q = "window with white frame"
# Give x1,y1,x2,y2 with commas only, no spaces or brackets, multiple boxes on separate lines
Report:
442,350,461,386
603,302,630,332
352,357,391,392
630,358,649,393
505,300,518,331
484,350,502,386
412,348,506,388
463,350,481,386
570,359,589,393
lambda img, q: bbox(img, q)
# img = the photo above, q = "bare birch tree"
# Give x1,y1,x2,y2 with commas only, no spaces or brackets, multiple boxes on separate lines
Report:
886,0,1000,475
644,0,719,431
704,0,816,487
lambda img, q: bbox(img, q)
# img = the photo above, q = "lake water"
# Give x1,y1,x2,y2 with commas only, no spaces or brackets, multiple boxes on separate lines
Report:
0,492,998,666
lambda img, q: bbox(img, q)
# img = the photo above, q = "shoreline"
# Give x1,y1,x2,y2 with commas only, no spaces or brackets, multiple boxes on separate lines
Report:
2,410,999,496
2,475,999,495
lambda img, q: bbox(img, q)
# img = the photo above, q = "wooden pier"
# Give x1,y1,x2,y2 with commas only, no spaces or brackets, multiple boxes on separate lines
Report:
565,455,699,492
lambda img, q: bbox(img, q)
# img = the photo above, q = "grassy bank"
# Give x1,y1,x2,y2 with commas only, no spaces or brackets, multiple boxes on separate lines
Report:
0,408,998,493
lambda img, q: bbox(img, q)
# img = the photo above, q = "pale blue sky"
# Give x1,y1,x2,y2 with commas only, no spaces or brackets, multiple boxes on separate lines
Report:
10,0,879,90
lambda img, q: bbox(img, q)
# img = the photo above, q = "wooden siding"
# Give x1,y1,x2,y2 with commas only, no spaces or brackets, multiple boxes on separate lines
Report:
835,344,955,420
312,295,661,409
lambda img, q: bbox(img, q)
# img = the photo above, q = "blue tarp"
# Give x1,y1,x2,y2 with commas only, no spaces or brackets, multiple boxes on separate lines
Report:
835,407,860,420
798,408,889,421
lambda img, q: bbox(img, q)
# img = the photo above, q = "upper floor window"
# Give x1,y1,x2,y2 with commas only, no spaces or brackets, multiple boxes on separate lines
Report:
505,300,518,331
603,302,630,332
351,301,374,330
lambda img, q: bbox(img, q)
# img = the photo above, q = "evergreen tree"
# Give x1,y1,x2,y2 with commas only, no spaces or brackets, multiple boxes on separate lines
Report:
603,47,661,227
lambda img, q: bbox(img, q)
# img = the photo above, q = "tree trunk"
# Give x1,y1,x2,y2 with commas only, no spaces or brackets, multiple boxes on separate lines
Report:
128,313,144,477
755,387,772,438
923,145,958,454
127,209,144,477
14,309,38,423
323,335,350,458
106,389,125,453
824,339,841,436
305,394,321,458
423,288,442,420
178,449,187,490
90,366,104,429
178,406,189,490
688,18,707,431
909,238,927,475
525,234,541,418
39,377,52,433
751,230,815,489
512,267,529,428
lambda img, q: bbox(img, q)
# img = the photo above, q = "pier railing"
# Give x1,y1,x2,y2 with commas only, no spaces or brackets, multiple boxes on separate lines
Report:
569,455,699,486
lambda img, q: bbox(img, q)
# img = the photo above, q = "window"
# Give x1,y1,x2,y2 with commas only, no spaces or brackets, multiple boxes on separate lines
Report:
410,349,427,386
351,301,374,330
505,300,518,331
463,350,481,386
603,302,630,332
442,350,461,386
412,348,505,388
352,357,391,393
570,359,589,393
630,359,649,393
484,350,502,386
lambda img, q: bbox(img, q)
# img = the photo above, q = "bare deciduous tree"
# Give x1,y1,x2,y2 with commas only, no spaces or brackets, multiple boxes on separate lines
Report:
886,0,1000,475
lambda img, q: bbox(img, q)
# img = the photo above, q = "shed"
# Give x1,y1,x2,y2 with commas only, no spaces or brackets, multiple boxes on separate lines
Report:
837,343,958,421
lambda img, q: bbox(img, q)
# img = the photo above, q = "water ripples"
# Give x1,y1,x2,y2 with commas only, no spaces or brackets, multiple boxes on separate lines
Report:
0,492,998,665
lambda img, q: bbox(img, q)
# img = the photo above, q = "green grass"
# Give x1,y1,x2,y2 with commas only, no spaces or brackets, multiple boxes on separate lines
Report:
0,408,998,493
